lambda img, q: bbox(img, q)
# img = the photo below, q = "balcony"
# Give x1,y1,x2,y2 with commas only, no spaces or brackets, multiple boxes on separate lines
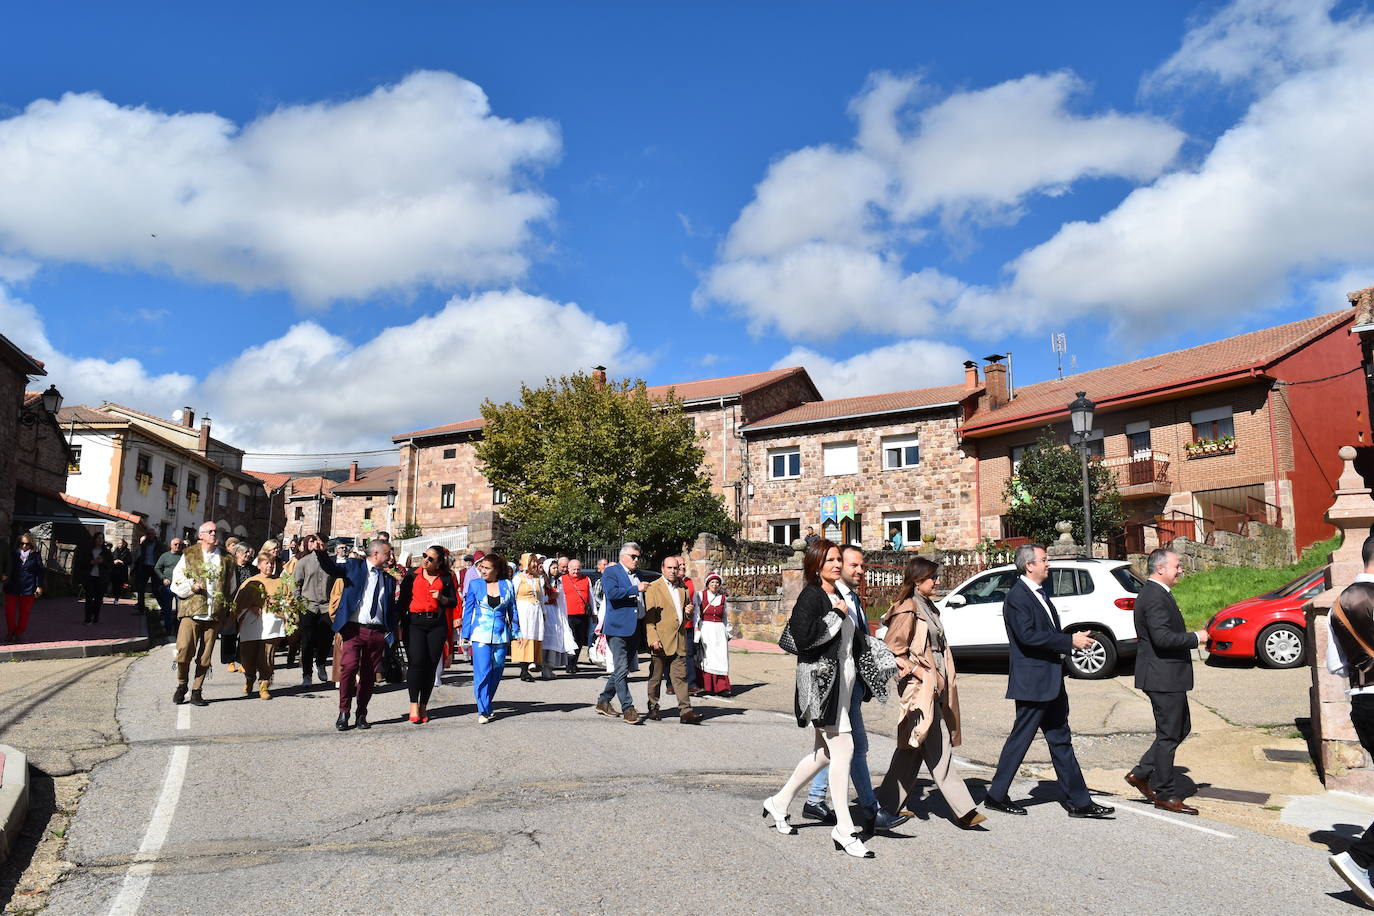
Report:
1101,450,1172,499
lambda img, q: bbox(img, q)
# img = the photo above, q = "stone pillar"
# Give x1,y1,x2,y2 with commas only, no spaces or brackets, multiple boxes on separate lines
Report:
1308,446,1374,792
686,532,720,587
1046,521,1079,559
781,539,807,606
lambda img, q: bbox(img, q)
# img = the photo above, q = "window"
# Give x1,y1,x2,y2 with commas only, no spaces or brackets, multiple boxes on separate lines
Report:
1083,429,1105,459
1190,405,1234,441
1048,568,1095,597
293,506,304,520
957,570,1018,605
440,484,456,509
1125,421,1151,458
769,519,801,546
768,447,801,480
493,487,509,506
882,435,920,470
442,448,456,459
883,511,921,546
136,453,151,477
822,520,840,542
217,487,228,507
1010,443,1034,475
187,473,199,497
68,444,82,473
237,493,247,512
1111,567,1145,594
162,463,177,488
822,442,858,477
363,508,373,520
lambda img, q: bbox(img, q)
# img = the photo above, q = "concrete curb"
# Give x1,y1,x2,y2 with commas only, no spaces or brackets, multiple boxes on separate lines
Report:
0,745,29,863
0,636,149,663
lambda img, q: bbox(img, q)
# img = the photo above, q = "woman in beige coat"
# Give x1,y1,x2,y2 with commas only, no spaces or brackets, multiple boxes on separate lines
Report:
875,556,986,829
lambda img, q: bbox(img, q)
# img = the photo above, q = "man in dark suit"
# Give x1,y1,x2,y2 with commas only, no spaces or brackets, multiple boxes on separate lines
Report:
984,544,1113,819
594,542,647,725
1124,547,1207,814
316,540,399,731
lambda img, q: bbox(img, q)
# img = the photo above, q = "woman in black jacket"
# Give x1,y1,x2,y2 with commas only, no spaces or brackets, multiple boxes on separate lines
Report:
398,547,458,723
82,531,115,625
761,538,874,858
4,532,46,642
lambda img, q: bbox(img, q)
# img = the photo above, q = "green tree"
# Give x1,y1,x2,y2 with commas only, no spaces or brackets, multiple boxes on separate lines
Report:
1003,429,1125,548
475,371,738,562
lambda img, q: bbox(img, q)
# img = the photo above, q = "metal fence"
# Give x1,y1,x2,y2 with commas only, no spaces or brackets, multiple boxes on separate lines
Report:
394,526,470,562
860,548,1015,616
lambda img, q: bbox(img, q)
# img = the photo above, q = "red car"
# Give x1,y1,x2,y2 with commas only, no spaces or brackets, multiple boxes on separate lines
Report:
1204,567,1328,668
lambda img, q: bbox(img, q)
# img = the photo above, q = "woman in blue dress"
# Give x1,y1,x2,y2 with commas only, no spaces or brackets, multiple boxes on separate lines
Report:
462,553,519,724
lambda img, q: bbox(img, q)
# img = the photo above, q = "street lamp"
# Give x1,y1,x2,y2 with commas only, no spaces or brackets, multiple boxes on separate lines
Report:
17,384,63,426
1068,391,1095,554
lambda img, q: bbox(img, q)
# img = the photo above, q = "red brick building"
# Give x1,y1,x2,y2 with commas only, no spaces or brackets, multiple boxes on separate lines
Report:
960,309,1368,552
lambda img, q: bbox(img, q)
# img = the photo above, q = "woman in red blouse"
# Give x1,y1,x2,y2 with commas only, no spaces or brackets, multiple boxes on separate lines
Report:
398,547,457,723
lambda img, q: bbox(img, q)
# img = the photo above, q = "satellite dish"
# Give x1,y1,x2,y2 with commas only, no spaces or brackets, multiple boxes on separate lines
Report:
171,409,184,423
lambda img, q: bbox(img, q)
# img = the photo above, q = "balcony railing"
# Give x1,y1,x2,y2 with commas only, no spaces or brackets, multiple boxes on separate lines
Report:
1101,450,1171,493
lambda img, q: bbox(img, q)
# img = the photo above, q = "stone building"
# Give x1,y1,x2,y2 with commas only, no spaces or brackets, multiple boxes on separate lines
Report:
244,470,291,541
283,476,336,541
739,381,982,549
960,309,1368,553
1,335,60,539
330,463,399,544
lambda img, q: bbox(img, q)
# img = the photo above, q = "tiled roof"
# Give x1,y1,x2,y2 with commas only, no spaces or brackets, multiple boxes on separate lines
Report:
58,492,143,524
22,391,41,408
392,367,818,442
287,476,336,499
1352,286,1374,329
332,465,400,494
0,332,45,376
244,470,293,492
57,404,124,426
743,384,971,431
963,310,1352,434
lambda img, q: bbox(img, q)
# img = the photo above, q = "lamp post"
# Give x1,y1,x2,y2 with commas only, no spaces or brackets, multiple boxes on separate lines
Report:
17,384,63,427
1068,391,1095,554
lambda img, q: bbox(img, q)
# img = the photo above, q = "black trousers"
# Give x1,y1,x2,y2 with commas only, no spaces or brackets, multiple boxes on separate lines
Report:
989,686,1092,809
405,614,447,705
219,632,239,665
1131,690,1191,800
133,566,152,609
567,615,591,662
298,611,332,675
83,576,104,623
1348,695,1374,868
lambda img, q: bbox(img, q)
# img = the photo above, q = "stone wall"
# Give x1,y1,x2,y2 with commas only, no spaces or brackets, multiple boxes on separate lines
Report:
285,494,332,541
1169,521,1296,573
331,492,390,542
14,410,69,496
399,435,497,534
730,594,787,641
0,363,23,537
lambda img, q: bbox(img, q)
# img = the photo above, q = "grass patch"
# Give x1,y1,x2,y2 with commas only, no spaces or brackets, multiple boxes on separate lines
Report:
1172,534,1341,629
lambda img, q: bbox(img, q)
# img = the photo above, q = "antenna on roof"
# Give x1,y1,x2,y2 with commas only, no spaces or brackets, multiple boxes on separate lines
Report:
1051,333,1066,380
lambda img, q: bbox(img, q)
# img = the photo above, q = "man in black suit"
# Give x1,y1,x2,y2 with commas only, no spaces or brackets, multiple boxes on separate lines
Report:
1124,547,1208,814
984,544,1113,819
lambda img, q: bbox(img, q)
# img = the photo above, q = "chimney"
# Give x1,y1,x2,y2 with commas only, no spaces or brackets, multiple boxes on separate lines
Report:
592,365,607,391
181,406,195,428
963,360,980,391
983,355,1009,410
198,416,211,454
349,461,359,483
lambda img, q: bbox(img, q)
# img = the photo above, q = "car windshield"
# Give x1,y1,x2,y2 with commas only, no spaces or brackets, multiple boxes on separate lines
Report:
1110,566,1145,594
1260,568,1326,599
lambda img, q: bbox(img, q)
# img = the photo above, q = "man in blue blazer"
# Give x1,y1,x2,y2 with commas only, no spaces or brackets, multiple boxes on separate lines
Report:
984,544,1114,819
316,540,399,732
594,542,648,725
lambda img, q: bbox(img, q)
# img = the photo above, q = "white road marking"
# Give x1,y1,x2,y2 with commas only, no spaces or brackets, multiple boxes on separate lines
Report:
106,745,190,915
772,713,792,720
175,706,190,730
1112,800,1235,838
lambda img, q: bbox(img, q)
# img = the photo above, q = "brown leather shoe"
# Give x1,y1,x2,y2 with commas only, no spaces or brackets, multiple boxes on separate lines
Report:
646,706,661,721
1124,772,1157,802
595,700,619,718
623,706,641,725
1153,797,1198,815
679,709,704,725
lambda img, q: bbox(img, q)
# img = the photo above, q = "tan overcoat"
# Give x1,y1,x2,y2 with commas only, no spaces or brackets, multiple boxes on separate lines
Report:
644,577,691,656
882,596,962,749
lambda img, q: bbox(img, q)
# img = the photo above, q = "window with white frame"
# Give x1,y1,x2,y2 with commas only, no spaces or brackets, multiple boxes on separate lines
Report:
882,434,920,470
1190,405,1234,442
440,484,456,509
768,447,801,480
1126,421,1151,458
769,519,801,546
68,444,82,473
883,511,921,546
822,441,858,477
492,487,509,506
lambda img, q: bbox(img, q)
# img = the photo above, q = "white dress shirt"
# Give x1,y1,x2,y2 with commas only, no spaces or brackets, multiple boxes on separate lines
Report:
667,579,684,624
1327,572,1374,696
352,562,387,625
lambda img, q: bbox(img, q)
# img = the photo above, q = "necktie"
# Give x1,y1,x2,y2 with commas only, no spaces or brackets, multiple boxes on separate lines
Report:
844,590,863,628
369,569,382,622
1036,587,1062,630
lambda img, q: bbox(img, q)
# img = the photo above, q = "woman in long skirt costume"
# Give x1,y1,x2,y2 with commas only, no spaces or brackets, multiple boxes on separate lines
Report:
511,553,546,682
540,558,577,678
695,573,733,696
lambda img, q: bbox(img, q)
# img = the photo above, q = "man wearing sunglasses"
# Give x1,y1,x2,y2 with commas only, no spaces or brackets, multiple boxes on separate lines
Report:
594,542,648,725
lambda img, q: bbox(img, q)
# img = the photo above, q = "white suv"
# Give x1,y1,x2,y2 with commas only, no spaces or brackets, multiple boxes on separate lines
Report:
936,558,1144,679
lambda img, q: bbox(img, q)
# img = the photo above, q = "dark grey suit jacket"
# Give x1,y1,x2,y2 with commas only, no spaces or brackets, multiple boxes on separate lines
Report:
1133,580,1198,692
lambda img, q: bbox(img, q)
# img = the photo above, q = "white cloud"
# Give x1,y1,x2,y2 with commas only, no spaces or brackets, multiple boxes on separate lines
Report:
992,0,1374,327
698,70,1182,340
774,338,973,400
0,71,560,304
3,283,643,457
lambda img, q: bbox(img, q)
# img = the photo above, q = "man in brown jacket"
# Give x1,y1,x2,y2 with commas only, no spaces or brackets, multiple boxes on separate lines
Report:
643,557,703,724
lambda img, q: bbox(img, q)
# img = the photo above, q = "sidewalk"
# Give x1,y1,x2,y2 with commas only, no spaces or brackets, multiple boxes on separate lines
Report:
0,596,149,662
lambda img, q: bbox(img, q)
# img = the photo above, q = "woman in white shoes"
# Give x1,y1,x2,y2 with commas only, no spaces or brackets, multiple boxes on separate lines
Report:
762,538,875,858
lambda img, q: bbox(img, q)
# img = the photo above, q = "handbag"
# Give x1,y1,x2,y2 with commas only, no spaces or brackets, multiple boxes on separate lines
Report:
382,641,407,684
857,634,898,701
778,623,798,655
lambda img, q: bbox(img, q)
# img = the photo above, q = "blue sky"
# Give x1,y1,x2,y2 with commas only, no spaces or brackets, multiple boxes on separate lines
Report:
2,0,1371,464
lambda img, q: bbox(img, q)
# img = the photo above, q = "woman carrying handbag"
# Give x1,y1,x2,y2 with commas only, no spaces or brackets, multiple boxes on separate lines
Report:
875,557,986,829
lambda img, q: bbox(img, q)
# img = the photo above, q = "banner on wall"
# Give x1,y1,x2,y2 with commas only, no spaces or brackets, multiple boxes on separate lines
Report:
820,495,838,524
837,493,856,521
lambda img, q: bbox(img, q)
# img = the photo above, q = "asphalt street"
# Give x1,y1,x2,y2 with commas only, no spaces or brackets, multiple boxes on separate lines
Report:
46,645,1359,915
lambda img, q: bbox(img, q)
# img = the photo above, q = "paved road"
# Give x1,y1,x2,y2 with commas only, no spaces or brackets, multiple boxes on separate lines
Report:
48,645,1358,915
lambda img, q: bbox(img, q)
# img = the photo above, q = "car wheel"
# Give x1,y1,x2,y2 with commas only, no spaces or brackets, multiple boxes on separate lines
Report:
1066,629,1118,679
1257,623,1305,669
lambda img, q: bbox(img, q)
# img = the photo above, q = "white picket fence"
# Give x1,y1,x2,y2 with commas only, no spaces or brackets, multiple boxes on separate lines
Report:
394,526,470,562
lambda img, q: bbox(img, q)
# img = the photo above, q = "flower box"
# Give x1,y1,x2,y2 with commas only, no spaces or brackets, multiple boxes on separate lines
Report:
1184,437,1236,459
